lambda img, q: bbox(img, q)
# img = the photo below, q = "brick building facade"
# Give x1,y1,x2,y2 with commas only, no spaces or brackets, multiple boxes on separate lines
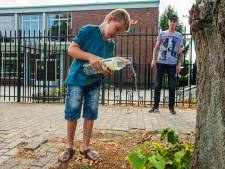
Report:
71,8,158,34
0,1,159,88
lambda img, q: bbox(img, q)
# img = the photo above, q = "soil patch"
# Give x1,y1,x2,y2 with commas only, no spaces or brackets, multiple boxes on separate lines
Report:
52,129,195,169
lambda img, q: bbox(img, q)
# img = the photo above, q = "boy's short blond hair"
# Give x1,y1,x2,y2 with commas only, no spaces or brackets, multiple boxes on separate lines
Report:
105,8,130,32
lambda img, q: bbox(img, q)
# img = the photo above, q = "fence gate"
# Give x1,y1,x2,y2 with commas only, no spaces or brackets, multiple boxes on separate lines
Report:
0,32,69,103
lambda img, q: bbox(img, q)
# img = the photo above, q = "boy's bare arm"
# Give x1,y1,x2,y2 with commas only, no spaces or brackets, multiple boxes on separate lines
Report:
68,41,104,71
177,47,182,66
151,40,160,68
68,42,98,62
176,47,183,73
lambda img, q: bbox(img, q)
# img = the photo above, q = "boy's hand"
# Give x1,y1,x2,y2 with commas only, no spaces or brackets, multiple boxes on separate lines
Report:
88,55,104,72
102,64,113,75
176,64,182,74
151,59,157,68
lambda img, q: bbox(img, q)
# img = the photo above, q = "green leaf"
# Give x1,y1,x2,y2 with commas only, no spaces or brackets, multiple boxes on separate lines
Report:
166,160,173,165
174,151,185,164
152,141,162,149
148,154,166,169
140,141,148,154
127,149,146,169
182,150,192,167
80,163,89,169
160,128,170,140
167,131,178,144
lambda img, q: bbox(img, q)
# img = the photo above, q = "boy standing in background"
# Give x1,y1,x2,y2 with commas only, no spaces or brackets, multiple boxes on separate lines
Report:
149,15,183,115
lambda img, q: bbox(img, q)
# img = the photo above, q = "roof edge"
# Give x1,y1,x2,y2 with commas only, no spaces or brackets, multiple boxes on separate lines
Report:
0,1,160,14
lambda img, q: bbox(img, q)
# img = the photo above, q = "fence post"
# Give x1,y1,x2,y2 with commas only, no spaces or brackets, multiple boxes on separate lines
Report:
43,42,47,103
0,32,2,92
101,77,105,105
17,30,22,102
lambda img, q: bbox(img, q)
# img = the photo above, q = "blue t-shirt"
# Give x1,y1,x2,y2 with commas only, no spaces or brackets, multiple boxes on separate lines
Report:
66,25,115,86
157,31,183,65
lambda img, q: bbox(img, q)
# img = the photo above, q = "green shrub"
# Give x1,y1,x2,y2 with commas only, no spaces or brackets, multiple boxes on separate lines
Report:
80,163,89,169
46,87,65,96
126,128,193,169
178,75,188,87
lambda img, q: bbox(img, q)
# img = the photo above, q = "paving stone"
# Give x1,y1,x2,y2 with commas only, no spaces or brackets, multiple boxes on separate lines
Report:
4,147,19,156
31,153,55,167
3,130,19,140
42,162,61,169
25,139,48,151
47,147,60,153
35,144,50,154
0,165,11,169
0,143,7,149
0,159,19,168
30,167,42,169
111,127,128,131
0,149,8,156
11,158,36,168
0,127,15,131
41,157,58,169
0,156,10,165
4,139,23,149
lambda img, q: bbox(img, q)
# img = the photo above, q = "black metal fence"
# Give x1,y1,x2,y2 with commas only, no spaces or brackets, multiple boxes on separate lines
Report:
0,29,196,107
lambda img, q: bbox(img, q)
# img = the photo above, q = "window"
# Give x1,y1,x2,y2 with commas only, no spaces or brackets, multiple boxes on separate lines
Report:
0,53,18,79
19,15,43,44
20,15,43,36
47,13,71,41
0,16,15,42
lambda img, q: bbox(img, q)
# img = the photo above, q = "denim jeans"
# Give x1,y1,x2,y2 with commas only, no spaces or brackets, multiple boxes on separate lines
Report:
64,81,100,121
153,63,176,109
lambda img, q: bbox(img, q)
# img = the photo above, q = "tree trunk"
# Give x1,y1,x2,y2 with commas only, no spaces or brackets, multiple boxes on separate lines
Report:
189,0,225,168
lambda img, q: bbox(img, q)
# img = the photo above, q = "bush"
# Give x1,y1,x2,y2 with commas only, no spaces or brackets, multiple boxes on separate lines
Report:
126,128,193,169
178,75,188,87
32,87,66,101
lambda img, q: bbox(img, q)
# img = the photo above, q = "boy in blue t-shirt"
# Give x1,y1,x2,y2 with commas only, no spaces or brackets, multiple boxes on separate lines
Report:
58,9,130,162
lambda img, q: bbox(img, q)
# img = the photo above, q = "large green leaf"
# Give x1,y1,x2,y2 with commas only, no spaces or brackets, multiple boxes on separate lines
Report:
140,141,148,154
148,154,166,169
167,131,178,144
152,141,162,150
182,149,193,167
174,151,185,163
160,128,170,140
127,149,146,169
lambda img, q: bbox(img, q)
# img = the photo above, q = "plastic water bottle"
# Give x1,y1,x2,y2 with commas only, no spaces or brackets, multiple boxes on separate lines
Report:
83,57,130,75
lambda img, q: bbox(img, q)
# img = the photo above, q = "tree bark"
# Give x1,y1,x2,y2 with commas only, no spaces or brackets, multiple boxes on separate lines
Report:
189,0,225,168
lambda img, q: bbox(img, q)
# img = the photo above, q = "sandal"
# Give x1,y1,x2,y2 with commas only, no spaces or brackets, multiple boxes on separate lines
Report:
58,148,75,163
80,148,99,161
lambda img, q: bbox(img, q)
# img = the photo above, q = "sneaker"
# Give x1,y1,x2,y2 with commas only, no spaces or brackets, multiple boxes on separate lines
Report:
149,108,159,113
169,108,176,115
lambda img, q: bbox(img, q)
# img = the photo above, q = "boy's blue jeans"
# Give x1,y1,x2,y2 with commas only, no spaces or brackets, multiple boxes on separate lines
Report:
64,81,100,121
153,63,176,109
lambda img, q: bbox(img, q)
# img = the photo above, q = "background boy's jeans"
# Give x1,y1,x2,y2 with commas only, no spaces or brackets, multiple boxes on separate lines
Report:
153,63,177,109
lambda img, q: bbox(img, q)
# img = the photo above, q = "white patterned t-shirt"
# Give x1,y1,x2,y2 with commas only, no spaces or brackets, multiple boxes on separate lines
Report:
157,31,183,65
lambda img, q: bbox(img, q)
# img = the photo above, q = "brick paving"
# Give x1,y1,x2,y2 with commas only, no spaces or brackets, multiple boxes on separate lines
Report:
0,103,196,168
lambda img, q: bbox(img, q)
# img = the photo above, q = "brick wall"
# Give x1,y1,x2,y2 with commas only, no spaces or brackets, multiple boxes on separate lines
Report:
71,8,158,34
